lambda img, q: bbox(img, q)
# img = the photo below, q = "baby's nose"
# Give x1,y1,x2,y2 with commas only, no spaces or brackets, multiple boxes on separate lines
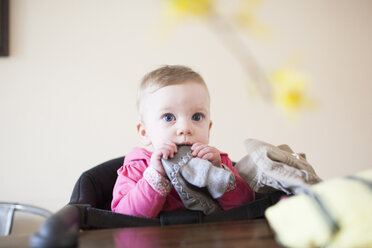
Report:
177,128,192,136
177,121,192,136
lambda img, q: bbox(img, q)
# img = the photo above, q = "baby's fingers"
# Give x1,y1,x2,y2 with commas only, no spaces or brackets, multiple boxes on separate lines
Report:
201,152,214,161
196,146,216,158
164,141,178,153
160,148,171,159
161,143,177,159
191,143,207,157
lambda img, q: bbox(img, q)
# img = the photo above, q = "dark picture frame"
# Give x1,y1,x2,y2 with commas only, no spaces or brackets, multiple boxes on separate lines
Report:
0,0,9,56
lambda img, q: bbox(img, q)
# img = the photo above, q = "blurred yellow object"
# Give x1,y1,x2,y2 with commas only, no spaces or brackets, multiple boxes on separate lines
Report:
265,169,372,248
159,1,316,121
270,68,314,118
234,0,271,40
165,0,213,18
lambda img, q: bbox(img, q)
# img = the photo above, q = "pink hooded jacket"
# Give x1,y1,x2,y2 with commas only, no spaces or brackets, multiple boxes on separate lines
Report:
111,147,254,218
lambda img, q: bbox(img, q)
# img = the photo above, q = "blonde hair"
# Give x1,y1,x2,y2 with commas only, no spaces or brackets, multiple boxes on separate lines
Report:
137,65,209,115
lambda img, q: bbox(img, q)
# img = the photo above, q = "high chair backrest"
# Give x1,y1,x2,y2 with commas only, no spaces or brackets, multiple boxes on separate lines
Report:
69,156,124,210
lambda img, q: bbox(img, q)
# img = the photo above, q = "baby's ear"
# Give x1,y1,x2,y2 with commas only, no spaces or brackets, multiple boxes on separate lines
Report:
137,122,151,146
207,121,213,140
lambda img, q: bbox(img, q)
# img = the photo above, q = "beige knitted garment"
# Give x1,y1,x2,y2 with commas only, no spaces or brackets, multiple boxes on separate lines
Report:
235,138,321,194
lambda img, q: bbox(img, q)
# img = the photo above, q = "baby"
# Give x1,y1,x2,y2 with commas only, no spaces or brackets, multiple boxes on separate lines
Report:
111,65,254,218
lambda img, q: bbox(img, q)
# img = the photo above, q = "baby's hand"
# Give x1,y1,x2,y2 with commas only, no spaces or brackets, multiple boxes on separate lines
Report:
151,141,177,177
191,143,222,168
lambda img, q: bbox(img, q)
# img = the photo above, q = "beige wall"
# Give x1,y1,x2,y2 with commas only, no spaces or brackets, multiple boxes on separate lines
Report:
0,0,371,232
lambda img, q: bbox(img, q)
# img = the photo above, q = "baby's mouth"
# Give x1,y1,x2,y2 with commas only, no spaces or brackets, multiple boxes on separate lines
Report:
177,142,192,146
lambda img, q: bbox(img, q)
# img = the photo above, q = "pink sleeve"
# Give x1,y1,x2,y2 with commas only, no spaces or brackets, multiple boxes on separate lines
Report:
111,160,171,218
216,154,255,210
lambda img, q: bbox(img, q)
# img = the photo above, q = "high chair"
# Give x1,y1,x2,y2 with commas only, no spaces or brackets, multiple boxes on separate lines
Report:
30,156,285,248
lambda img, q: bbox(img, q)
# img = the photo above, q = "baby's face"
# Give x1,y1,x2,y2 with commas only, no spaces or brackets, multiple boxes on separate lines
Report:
139,82,211,149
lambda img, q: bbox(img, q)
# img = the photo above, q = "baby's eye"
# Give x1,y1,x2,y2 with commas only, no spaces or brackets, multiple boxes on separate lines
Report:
192,113,203,121
163,113,175,122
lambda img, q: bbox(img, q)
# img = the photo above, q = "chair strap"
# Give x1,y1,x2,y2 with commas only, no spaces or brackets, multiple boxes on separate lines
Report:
82,207,160,229
81,191,284,228
159,210,203,226
204,191,284,223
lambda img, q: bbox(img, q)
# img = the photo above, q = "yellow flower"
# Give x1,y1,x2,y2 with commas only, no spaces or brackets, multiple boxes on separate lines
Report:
270,68,314,118
165,0,213,18
234,0,271,40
